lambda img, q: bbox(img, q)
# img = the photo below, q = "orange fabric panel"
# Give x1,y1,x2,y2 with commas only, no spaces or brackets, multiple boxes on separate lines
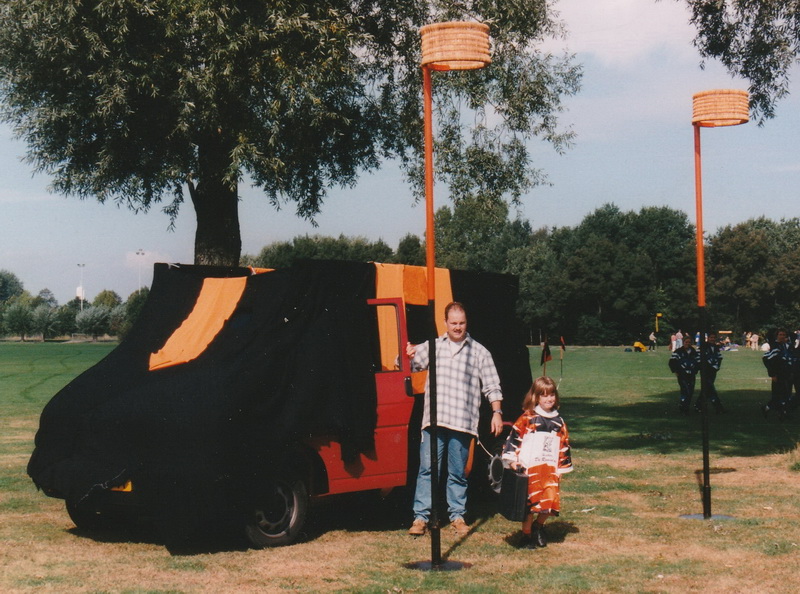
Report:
149,276,247,371
374,264,405,371
434,267,453,335
402,266,427,305
373,263,453,389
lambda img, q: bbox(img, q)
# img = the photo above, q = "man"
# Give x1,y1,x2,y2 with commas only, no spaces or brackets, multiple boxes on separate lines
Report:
697,331,724,414
669,337,699,415
648,331,657,351
406,302,503,537
762,328,794,419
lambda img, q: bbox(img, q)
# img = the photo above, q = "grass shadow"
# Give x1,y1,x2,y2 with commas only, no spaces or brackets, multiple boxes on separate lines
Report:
567,389,800,457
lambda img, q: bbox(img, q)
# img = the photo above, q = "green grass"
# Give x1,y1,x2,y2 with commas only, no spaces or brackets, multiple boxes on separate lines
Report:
1,342,799,593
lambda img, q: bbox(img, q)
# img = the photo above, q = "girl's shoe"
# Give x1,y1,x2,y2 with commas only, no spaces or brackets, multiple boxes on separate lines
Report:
533,524,547,547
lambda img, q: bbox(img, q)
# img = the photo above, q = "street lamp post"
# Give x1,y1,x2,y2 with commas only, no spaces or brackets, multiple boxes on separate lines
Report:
416,21,490,570
136,249,145,291
691,89,748,519
77,263,86,312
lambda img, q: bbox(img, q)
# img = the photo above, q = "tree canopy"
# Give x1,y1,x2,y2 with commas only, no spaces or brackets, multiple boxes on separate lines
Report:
0,0,580,265
685,0,800,121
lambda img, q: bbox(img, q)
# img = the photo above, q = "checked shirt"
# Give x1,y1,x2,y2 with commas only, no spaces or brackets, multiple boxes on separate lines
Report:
411,333,502,436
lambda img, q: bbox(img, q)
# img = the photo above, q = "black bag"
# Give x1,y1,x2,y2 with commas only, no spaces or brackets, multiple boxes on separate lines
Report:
499,467,529,522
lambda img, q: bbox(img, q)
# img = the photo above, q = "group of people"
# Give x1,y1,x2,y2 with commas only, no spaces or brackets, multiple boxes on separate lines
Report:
743,331,761,351
406,302,572,550
669,331,725,415
668,326,800,419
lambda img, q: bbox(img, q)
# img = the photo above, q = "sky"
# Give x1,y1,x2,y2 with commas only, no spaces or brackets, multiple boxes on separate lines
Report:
2,0,799,306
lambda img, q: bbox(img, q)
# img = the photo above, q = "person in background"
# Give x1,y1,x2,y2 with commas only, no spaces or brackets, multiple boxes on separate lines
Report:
502,376,572,549
670,338,700,415
648,331,657,351
406,302,503,537
762,328,794,420
697,331,724,414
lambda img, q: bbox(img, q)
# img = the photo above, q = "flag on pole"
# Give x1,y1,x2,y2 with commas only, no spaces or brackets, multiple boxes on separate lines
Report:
540,340,552,366
560,336,566,351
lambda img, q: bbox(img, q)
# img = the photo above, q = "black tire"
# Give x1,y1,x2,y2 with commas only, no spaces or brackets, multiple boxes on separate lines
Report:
244,475,309,548
66,499,102,531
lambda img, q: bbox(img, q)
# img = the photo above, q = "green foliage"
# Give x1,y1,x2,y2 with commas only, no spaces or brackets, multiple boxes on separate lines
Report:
32,288,58,308
707,217,800,333
0,0,581,265
3,301,33,340
54,305,77,336
393,233,425,266
685,0,800,121
0,269,24,302
75,305,111,340
92,289,122,309
434,196,531,272
117,287,150,340
30,305,58,341
249,234,393,268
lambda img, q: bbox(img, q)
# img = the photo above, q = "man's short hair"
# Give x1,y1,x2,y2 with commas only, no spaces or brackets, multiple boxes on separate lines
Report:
444,301,466,320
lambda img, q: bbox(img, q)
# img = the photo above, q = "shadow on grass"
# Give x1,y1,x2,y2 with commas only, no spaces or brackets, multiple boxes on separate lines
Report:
568,389,800,457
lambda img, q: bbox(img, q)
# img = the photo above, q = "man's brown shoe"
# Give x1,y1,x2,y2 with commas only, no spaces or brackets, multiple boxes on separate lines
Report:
450,517,470,536
408,519,427,536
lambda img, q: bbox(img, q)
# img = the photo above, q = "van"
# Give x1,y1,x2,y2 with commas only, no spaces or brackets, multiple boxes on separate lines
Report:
28,260,531,547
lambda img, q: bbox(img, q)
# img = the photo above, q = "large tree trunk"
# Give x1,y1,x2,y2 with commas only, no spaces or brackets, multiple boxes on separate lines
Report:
189,134,242,266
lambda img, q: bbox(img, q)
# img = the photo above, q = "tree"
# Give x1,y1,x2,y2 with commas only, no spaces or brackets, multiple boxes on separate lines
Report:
0,270,24,302
93,289,122,309
685,0,800,121
3,301,33,340
31,304,58,341
435,196,530,272
32,288,58,308
393,233,425,266
76,306,111,341
0,1,580,265
250,234,393,268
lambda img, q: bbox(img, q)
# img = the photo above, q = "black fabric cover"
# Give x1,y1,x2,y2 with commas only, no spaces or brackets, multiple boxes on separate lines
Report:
28,261,377,511
27,261,531,529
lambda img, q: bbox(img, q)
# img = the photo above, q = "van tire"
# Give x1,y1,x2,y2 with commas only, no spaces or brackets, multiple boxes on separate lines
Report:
66,499,102,531
244,474,309,548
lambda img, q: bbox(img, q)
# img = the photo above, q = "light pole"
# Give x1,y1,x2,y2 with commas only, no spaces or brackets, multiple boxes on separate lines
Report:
690,89,748,520
136,249,145,291
415,21,490,570
77,263,86,311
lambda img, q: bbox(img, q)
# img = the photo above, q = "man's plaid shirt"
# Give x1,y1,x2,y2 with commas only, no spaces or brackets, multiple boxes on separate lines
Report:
411,333,503,436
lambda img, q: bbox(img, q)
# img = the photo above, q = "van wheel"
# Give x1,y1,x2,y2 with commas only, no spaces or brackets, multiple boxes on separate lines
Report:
66,499,102,531
244,475,308,548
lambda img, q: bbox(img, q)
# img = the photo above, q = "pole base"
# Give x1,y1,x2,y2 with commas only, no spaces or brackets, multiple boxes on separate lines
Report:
679,513,735,520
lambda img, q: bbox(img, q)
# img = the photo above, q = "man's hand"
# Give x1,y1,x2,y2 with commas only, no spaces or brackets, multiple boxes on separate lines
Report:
406,342,416,358
490,413,503,436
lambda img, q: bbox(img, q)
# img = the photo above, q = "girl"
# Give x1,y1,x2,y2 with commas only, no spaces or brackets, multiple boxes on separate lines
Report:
502,376,572,548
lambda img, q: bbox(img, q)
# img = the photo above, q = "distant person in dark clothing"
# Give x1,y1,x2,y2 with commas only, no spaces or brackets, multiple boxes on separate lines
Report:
762,328,794,419
697,331,724,414
670,340,699,415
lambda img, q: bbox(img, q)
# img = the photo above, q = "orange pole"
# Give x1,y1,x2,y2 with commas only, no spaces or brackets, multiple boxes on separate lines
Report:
693,123,706,308
423,66,435,302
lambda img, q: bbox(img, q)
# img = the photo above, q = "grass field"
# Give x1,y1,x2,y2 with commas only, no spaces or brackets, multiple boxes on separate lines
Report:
1,342,799,593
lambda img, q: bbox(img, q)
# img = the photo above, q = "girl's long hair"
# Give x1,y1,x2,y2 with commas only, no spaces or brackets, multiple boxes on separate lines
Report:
521,376,559,411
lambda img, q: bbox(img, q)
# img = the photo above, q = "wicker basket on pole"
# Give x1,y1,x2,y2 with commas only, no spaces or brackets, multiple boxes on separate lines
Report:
420,21,490,71
692,89,749,127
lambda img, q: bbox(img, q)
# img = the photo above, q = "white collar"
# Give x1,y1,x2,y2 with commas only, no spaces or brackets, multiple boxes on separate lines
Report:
534,405,559,418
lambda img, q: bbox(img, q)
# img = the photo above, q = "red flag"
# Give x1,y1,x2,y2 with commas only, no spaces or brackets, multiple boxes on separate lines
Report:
540,341,552,366
560,336,566,351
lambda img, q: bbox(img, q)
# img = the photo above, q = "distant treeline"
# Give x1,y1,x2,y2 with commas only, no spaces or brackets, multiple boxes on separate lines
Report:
243,201,800,345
